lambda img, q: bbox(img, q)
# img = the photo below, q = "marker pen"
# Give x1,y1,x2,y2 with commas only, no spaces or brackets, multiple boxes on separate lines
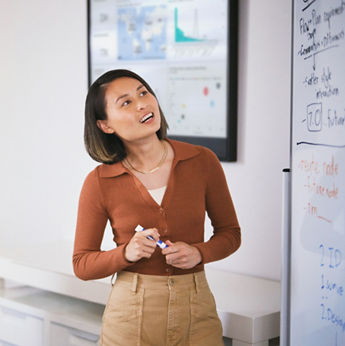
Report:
135,225,168,249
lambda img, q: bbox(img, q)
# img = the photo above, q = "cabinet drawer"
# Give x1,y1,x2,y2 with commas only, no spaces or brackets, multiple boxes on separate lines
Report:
0,305,43,345
50,323,99,346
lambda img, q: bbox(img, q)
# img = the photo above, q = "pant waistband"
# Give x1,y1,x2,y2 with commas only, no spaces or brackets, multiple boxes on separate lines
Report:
114,270,208,294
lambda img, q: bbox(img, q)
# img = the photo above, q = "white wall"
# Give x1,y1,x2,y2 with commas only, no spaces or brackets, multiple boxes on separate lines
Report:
0,0,91,249
0,0,291,281
207,0,291,280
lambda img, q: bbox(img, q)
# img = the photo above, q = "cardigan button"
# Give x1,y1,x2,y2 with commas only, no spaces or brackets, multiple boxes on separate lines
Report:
159,207,164,214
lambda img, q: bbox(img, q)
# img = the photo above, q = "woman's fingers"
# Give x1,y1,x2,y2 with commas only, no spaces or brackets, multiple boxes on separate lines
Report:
141,228,160,241
125,227,160,262
162,241,202,269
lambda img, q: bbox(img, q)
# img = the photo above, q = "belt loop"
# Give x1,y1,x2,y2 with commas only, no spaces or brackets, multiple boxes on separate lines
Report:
131,273,138,293
193,273,199,294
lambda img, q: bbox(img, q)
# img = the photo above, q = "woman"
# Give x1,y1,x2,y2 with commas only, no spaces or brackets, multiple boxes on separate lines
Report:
73,69,241,346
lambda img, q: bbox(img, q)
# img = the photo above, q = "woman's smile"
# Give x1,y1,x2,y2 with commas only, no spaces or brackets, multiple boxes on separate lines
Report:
140,112,154,124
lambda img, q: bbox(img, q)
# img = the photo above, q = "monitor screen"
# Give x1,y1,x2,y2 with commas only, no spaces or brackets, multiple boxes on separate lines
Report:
88,0,238,161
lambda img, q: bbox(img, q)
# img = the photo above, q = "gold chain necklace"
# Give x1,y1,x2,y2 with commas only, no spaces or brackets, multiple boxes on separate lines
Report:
125,141,168,174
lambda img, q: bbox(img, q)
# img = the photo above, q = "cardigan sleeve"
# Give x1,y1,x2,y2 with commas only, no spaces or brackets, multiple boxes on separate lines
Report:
73,167,134,280
193,148,241,263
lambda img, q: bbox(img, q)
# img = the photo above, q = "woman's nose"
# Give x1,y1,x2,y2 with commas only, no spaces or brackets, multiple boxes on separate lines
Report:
136,100,146,110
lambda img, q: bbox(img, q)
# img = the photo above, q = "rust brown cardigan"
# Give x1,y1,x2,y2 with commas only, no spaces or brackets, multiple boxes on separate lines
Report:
73,140,241,280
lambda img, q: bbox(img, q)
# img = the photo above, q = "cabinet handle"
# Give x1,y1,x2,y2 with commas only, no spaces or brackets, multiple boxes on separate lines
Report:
68,328,99,344
1,306,26,320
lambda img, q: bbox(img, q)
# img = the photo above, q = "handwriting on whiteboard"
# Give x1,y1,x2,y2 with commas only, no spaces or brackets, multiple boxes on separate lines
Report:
320,243,345,333
298,154,340,223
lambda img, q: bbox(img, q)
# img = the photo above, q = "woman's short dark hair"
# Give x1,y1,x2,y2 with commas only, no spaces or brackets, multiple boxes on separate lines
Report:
84,69,169,164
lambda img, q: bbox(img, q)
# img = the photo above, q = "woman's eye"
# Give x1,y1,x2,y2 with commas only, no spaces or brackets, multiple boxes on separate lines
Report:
122,100,130,107
140,90,148,96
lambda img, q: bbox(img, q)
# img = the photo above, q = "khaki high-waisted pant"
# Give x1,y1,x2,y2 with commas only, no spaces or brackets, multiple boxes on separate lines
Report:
100,271,224,346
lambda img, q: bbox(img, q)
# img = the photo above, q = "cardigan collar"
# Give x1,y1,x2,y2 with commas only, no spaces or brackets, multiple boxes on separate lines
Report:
99,139,201,178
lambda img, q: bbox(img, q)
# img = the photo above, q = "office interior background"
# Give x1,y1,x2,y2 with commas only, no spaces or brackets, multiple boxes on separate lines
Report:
0,0,291,280
0,0,291,345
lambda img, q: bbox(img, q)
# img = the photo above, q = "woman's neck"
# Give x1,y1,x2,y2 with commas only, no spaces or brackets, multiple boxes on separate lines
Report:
124,136,166,171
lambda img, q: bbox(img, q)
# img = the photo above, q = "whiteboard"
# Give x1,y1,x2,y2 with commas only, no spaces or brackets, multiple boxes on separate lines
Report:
291,0,345,345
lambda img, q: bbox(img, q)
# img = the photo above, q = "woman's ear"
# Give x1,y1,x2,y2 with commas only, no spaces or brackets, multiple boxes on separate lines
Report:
97,120,115,134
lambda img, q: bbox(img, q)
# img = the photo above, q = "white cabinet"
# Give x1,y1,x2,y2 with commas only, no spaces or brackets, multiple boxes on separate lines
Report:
0,305,43,346
50,323,99,346
0,284,104,346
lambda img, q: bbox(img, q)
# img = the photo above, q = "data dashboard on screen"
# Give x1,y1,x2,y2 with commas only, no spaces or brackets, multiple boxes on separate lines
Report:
88,0,237,161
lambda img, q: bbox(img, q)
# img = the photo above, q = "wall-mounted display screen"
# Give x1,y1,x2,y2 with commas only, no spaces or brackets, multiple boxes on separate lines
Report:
88,0,238,161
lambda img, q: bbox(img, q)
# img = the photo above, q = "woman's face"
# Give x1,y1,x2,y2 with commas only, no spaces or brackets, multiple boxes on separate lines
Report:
97,77,161,142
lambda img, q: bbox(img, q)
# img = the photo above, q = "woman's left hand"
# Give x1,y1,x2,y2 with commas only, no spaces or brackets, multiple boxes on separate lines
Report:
162,241,202,269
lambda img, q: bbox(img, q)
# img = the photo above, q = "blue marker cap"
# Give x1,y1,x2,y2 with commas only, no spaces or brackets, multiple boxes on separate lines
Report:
135,225,168,249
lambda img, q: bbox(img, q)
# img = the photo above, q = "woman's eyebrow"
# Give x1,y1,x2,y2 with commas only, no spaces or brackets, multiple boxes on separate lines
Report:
115,84,145,104
115,94,128,104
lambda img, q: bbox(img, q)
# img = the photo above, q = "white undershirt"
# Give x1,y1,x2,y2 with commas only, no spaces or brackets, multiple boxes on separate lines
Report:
148,186,167,205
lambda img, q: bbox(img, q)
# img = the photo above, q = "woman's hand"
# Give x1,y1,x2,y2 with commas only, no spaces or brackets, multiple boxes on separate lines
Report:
162,241,202,269
125,228,160,262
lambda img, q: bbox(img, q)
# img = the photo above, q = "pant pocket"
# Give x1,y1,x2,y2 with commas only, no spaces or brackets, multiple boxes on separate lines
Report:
101,285,144,346
189,284,224,346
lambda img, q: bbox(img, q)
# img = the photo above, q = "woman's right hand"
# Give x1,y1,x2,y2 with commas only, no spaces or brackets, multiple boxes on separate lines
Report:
124,228,160,262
